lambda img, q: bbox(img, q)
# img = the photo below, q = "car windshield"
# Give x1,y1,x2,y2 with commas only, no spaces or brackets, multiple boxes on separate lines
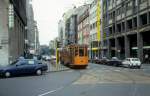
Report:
10,60,19,65
132,58,139,61
112,57,118,60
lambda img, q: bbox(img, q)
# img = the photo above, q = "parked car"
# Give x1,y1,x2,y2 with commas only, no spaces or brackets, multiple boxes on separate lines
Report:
94,57,109,64
122,58,141,68
0,59,48,78
45,56,51,61
107,57,122,66
100,57,109,64
94,58,100,64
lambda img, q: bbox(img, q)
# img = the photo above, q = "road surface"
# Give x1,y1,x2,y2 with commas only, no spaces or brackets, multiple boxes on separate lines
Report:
1,63,150,96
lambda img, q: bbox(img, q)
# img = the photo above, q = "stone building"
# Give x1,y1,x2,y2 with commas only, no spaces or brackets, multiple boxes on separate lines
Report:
0,0,27,65
102,0,150,62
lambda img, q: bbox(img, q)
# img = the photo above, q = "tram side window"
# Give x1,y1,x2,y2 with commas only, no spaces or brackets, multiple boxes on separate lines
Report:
85,48,87,56
79,48,84,56
75,48,78,56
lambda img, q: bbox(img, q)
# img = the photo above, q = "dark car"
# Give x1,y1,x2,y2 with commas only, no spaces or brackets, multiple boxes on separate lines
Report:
107,57,122,66
0,59,48,78
100,57,109,64
93,57,109,64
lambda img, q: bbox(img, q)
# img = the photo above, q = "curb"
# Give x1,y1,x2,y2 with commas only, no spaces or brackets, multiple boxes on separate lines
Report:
46,68,70,73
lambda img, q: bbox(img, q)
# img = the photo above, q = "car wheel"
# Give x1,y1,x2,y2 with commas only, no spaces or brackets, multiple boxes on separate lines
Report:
128,64,131,68
129,65,133,69
114,63,117,67
137,66,141,69
36,69,42,75
5,72,11,78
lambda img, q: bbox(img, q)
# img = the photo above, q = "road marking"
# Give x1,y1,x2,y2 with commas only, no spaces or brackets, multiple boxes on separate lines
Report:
38,87,63,96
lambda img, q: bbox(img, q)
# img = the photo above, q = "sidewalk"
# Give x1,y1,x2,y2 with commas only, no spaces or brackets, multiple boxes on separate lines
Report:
141,64,150,69
46,61,70,72
141,64,150,76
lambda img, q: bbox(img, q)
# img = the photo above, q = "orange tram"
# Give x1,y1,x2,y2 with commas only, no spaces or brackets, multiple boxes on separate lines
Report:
59,44,89,69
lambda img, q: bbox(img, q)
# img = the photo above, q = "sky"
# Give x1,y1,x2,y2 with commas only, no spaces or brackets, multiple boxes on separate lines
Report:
32,0,89,45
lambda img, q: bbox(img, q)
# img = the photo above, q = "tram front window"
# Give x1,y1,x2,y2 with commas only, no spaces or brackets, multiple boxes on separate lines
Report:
79,48,84,56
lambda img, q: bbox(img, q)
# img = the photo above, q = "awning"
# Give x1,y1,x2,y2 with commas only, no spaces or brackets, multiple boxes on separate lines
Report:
132,46,150,50
92,48,98,51
143,46,150,49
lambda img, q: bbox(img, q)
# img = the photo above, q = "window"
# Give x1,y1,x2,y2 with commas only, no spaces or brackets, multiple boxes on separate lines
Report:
122,3,125,13
79,48,84,56
28,60,35,65
132,58,139,61
117,7,121,16
126,1,132,11
9,4,14,28
139,0,147,3
75,47,78,56
85,47,87,56
90,25,92,30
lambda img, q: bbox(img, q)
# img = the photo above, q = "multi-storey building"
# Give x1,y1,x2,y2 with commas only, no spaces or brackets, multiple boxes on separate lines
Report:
102,0,150,62
34,21,40,54
49,40,55,50
61,6,89,46
26,0,39,54
77,4,90,45
0,0,27,65
62,8,77,46
89,0,102,59
58,20,65,47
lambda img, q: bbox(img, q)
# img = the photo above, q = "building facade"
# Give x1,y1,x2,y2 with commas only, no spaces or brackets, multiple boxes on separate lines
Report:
64,8,78,45
102,0,150,62
26,0,39,54
89,0,102,59
0,0,27,65
61,6,89,46
49,40,55,50
77,5,90,45
58,20,65,48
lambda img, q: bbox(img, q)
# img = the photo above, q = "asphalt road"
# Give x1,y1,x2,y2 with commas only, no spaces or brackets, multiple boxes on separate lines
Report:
50,64,150,96
1,63,150,96
0,70,80,96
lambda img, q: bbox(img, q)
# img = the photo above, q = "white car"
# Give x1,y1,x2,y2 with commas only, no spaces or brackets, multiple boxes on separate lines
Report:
122,58,141,68
45,56,51,61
